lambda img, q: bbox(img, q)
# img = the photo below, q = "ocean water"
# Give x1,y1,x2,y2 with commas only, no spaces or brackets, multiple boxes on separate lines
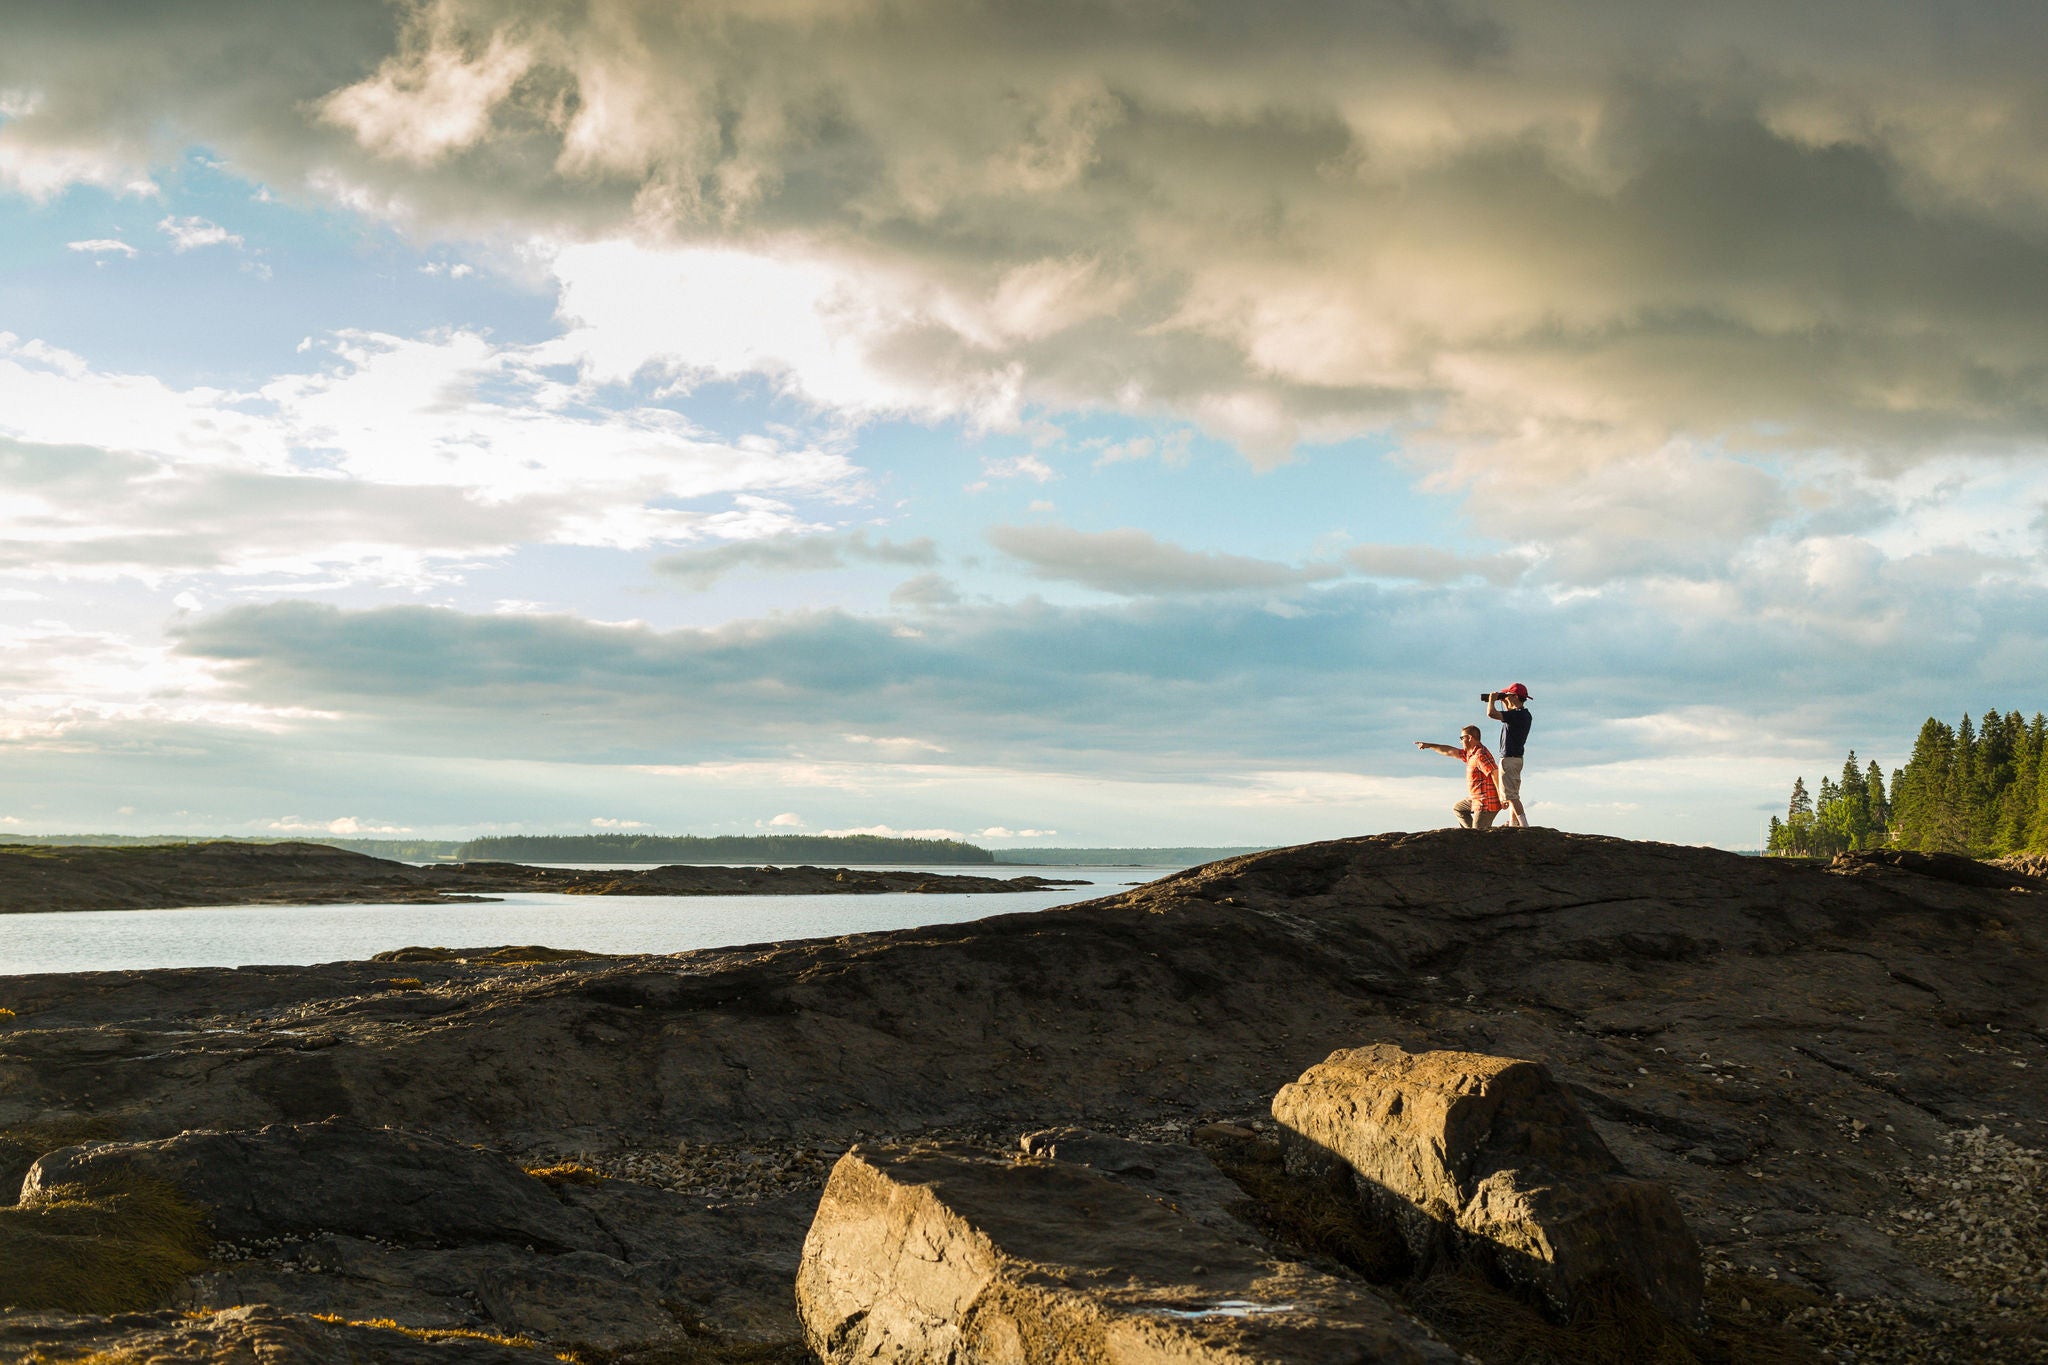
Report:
0,865,1162,976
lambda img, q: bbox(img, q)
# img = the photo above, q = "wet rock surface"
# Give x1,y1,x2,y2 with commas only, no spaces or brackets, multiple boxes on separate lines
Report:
796,1141,1462,1365
0,838,1085,913
3,829,2047,1361
1272,1044,1704,1323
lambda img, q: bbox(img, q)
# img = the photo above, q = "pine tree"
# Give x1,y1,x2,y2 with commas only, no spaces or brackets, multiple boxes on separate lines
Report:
1942,713,1978,854
2030,715,2048,851
1837,752,1871,848
1866,761,1889,842
1893,719,1953,851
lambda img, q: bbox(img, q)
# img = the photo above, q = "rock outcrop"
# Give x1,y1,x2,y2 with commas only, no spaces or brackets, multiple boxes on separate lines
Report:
796,1142,1461,1365
5,829,2047,1361
1273,1044,1703,1324
11,1118,815,1353
0,839,1085,913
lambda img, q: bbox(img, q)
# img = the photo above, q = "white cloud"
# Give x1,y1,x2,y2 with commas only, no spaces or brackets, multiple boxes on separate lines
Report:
589,816,648,828
0,327,863,582
318,25,534,166
763,811,804,828
266,815,414,835
975,826,1055,839
156,215,243,251
66,238,136,257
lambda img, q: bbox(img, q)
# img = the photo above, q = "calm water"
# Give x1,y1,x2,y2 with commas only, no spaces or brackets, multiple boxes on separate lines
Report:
0,865,1163,976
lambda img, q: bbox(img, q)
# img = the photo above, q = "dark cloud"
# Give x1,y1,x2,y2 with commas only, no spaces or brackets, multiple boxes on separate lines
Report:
171,551,2048,776
651,530,936,590
7,2,2048,465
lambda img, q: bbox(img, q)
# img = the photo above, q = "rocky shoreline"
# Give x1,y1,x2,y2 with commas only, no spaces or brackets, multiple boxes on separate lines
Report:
2,830,2045,1362
0,839,1088,914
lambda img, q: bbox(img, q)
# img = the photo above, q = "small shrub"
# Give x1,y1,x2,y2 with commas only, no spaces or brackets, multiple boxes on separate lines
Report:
380,977,425,990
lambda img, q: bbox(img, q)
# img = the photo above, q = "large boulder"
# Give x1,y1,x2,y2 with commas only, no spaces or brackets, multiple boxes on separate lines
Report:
796,1141,1461,1365
1272,1044,1703,1324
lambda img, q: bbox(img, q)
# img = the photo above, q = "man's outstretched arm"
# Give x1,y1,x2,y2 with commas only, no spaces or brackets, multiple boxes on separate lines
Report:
1414,741,1462,758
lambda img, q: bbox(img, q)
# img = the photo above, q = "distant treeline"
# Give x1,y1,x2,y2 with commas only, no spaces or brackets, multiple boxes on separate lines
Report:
454,833,995,865
989,846,1267,866
0,832,1271,868
1770,708,2048,858
0,834,466,860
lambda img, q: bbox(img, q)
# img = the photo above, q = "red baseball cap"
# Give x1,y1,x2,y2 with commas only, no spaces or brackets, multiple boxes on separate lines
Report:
1501,682,1531,698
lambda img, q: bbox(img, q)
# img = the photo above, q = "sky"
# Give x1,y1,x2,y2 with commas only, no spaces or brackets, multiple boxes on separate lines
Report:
2,0,2046,851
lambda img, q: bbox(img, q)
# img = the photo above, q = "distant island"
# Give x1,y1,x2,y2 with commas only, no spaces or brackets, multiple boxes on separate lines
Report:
0,832,1273,867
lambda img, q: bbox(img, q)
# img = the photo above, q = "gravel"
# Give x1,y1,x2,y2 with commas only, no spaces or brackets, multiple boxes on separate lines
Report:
1765,1125,2048,1363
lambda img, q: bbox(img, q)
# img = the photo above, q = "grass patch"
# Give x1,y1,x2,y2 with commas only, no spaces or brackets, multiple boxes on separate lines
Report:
525,1162,607,1187
0,1173,210,1313
0,1007,15,1020
313,1314,557,1353
380,977,426,989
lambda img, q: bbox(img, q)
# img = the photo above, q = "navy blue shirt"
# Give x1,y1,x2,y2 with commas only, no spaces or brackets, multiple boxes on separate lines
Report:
1498,707,1532,758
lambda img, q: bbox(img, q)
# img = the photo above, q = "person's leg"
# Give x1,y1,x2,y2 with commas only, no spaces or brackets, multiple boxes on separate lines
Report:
1497,757,1527,828
1475,806,1498,831
1453,797,1476,829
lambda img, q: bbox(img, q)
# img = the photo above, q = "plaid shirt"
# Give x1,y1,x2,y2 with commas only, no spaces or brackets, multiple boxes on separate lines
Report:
1463,740,1504,811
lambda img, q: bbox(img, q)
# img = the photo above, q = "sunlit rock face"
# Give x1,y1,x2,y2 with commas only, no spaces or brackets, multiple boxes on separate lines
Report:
1273,1044,1704,1324
795,1140,1462,1365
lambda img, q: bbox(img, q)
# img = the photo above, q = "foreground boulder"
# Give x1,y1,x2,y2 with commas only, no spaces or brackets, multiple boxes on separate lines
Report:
1273,1044,1703,1324
796,1141,1461,1365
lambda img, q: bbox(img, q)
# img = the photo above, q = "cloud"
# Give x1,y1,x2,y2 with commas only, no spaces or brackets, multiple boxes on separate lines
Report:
652,530,936,590
976,826,1054,839
0,329,861,582
889,572,960,610
8,2,2047,478
264,815,413,834
1345,544,1528,586
589,816,648,827
763,811,803,827
987,523,1343,596
156,215,244,251
66,238,136,257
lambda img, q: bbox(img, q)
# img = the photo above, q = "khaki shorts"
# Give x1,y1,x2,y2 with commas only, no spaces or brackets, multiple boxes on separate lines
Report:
1497,755,1524,802
1453,797,1498,830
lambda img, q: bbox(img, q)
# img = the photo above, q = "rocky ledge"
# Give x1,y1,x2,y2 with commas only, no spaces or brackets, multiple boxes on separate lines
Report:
2,829,2046,1363
0,839,1086,913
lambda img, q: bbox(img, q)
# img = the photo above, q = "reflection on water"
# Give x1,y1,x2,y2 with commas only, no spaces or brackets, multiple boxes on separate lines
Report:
0,866,1157,976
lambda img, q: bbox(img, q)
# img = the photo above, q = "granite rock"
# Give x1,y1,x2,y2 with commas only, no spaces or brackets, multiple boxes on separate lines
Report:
796,1141,1462,1365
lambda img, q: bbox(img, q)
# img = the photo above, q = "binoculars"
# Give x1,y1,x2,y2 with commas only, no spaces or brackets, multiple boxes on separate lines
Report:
1480,691,1506,703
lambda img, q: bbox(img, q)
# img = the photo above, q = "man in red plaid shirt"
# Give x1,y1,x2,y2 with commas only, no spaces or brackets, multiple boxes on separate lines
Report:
1414,724,1504,830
